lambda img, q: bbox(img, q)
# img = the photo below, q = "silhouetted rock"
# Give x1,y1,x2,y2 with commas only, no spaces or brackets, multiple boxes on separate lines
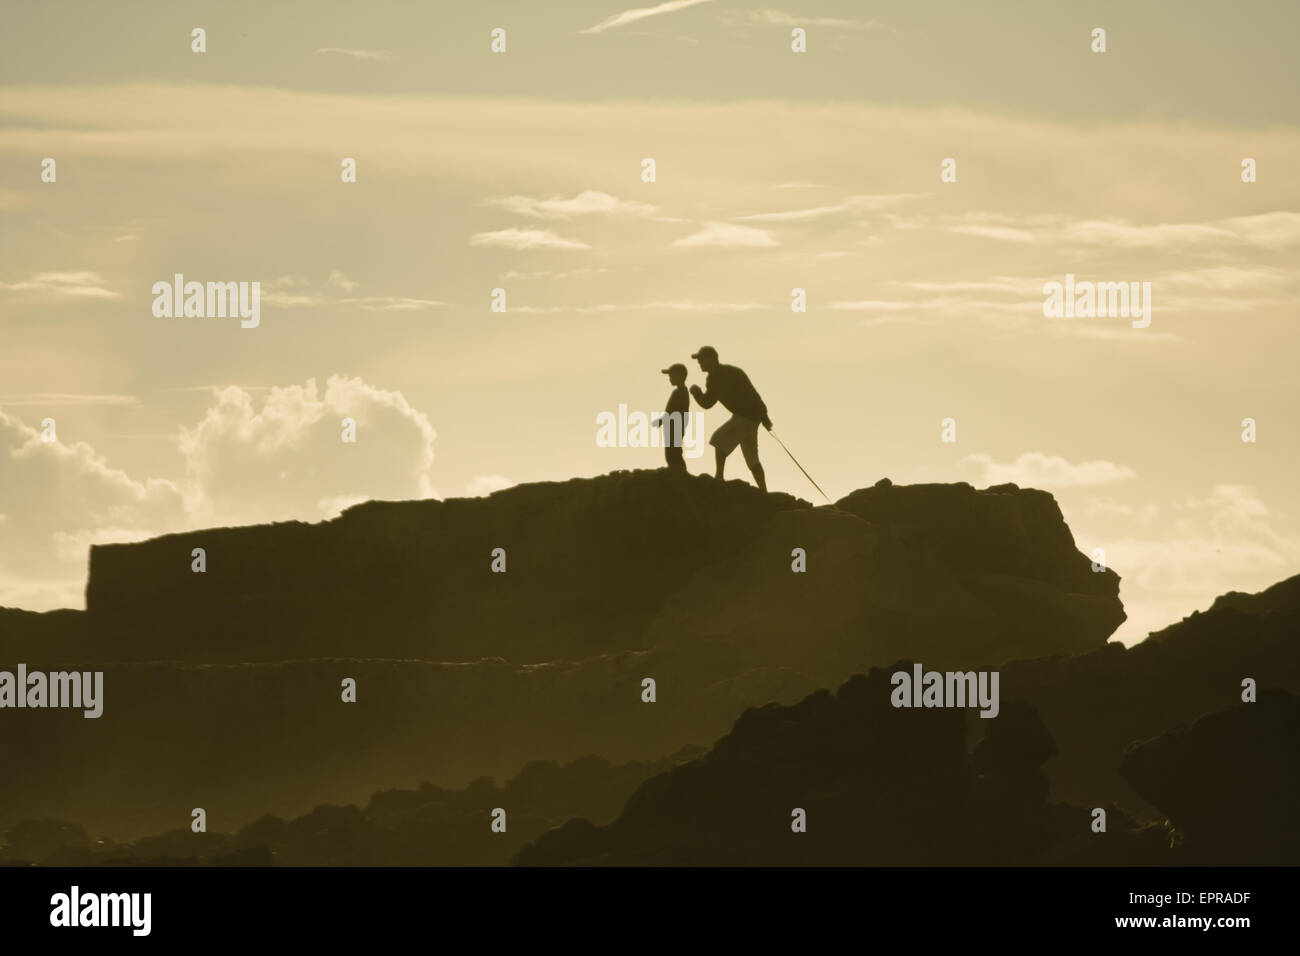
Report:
994,582,1300,815
0,748,703,867
82,470,806,664
516,665,1164,866
1120,690,1300,864
0,819,91,865
2,471,1124,840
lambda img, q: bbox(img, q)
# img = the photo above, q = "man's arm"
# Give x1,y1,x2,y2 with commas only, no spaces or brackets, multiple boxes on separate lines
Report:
690,381,719,409
737,370,772,429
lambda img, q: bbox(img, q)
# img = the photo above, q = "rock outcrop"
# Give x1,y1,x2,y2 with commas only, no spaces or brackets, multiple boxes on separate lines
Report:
515,665,1168,866
1121,690,1300,864
1,470,1125,840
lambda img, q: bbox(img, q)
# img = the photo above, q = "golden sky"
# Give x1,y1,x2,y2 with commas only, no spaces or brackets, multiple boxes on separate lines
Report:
2,0,1298,644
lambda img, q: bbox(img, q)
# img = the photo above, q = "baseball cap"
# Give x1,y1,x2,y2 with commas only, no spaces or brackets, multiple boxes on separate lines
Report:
661,363,687,376
690,346,718,360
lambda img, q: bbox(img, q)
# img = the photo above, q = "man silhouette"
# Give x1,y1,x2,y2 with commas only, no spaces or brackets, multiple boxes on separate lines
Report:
689,346,772,492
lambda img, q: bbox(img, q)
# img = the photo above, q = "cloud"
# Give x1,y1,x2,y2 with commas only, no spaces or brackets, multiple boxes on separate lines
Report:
930,211,1300,250
490,190,655,219
0,271,118,299
341,296,445,312
961,452,1137,488
466,475,514,497
471,228,590,250
177,376,436,526
891,276,1033,294
0,409,186,594
1156,265,1293,291
1221,211,1300,246
945,224,1038,243
580,0,716,35
271,275,311,289
260,273,444,311
261,292,325,307
500,267,613,280
0,377,445,609
1044,323,1182,344
749,9,883,30
0,393,138,407
736,193,927,223
673,221,778,248
643,300,768,312
314,47,395,60
326,270,359,293
489,299,764,314
1071,485,1300,644
1058,219,1239,248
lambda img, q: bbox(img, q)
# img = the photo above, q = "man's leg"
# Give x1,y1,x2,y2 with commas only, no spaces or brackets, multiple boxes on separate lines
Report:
711,416,747,481
740,429,766,492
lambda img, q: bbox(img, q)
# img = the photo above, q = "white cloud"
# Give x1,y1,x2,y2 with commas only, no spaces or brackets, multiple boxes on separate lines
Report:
500,267,613,280
930,210,1300,250
945,224,1038,243
961,452,1137,488
261,273,444,311
0,409,186,595
580,0,716,35
177,376,436,525
314,47,395,60
261,291,325,307
1218,211,1300,247
341,296,444,312
892,277,1033,294
1071,484,1300,644
1,377,445,609
0,393,138,407
673,221,778,248
0,271,118,299
737,193,926,223
1156,265,1293,291
644,300,768,312
750,9,883,30
490,190,655,219
326,270,359,292
471,228,591,251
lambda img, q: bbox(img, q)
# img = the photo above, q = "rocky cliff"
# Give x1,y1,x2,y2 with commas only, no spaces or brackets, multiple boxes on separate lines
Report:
0,469,1128,839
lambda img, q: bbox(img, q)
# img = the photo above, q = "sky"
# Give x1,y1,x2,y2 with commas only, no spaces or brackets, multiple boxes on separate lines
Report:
1,0,1298,644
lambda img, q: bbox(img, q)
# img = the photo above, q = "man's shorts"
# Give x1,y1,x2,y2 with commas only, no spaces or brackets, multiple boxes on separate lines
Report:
710,413,760,462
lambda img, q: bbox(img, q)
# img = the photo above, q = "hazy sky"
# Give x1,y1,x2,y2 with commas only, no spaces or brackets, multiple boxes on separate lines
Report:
2,0,1298,644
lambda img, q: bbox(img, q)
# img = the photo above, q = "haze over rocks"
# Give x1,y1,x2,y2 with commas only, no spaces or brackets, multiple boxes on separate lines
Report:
1,469,1294,863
